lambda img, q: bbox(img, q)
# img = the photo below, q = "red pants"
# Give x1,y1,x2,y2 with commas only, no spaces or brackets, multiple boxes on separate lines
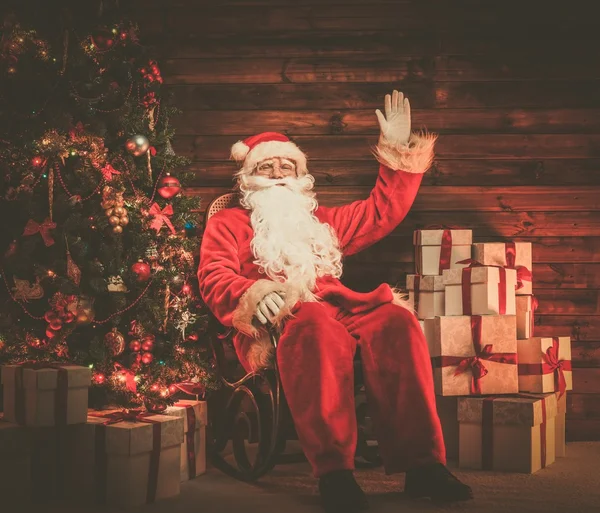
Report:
276,301,446,477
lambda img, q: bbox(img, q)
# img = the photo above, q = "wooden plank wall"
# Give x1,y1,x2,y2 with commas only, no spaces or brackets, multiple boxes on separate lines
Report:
135,0,600,441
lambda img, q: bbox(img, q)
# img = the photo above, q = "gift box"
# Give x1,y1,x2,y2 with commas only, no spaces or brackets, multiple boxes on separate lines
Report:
458,393,557,473
0,415,32,503
516,295,537,339
555,391,567,458
517,337,572,395
472,242,533,295
435,396,459,460
87,409,184,508
414,229,472,276
407,274,445,319
443,266,517,316
1,363,91,426
166,400,208,481
426,315,519,396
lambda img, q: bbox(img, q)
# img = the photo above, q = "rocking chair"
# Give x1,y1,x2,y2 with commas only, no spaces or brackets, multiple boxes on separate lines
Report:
202,192,381,482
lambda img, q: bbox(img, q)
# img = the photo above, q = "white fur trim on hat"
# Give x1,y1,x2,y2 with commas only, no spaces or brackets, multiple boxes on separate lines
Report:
230,140,250,162
234,140,308,177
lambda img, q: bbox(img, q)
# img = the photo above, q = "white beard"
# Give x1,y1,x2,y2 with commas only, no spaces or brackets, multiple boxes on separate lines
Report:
238,173,343,301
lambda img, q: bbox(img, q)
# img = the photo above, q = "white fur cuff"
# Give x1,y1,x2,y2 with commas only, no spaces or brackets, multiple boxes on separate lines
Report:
373,131,437,174
231,279,301,338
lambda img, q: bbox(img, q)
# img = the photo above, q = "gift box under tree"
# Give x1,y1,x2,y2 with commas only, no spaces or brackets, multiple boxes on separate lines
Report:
472,242,533,295
413,229,472,276
458,393,557,474
425,315,519,396
87,409,184,508
166,400,208,482
1,364,91,427
443,265,517,317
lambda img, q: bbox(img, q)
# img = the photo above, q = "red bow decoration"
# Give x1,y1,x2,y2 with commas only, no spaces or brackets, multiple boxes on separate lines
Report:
100,163,121,181
149,203,176,234
504,242,532,290
23,218,57,246
114,363,137,393
543,337,570,398
173,381,206,397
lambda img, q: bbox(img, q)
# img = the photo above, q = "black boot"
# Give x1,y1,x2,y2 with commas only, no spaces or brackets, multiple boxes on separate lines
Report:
318,469,369,513
404,463,473,503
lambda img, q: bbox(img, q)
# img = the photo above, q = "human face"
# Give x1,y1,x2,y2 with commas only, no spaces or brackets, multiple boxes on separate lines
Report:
254,157,297,179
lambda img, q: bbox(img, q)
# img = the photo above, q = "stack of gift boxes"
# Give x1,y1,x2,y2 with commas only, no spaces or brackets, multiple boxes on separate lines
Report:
0,363,207,507
409,229,572,474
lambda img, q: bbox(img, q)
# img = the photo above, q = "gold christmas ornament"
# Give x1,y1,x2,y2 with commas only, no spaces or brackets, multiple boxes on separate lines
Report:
105,328,125,356
11,277,44,301
101,186,128,233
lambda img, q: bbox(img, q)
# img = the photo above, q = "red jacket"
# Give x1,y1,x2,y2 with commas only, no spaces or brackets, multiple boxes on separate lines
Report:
197,133,435,370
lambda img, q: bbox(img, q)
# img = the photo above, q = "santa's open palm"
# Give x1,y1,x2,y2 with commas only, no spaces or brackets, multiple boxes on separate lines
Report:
376,90,411,147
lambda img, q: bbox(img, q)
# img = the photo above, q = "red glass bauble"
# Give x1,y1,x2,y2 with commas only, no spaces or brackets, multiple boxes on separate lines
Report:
157,174,181,199
141,352,153,364
49,318,63,331
45,310,58,323
105,329,125,357
141,338,154,352
131,260,151,282
129,340,141,352
91,29,115,51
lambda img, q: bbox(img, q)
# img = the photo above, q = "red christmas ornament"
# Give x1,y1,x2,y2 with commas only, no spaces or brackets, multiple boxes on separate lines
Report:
129,340,141,352
141,338,154,352
157,174,181,199
131,260,151,282
91,29,115,51
141,352,153,364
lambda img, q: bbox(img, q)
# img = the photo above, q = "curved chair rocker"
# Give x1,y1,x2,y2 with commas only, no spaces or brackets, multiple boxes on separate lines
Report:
203,193,381,482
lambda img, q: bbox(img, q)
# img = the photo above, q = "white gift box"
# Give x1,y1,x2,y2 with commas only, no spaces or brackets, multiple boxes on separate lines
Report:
443,266,517,316
407,274,445,319
473,242,533,295
517,337,573,395
166,400,207,481
1,364,91,426
87,410,184,508
413,229,472,276
425,315,519,397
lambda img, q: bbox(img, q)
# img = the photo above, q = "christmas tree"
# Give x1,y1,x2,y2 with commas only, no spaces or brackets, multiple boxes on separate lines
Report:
0,1,216,411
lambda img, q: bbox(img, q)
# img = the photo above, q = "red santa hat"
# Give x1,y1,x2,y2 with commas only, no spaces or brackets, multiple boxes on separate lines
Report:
230,132,308,176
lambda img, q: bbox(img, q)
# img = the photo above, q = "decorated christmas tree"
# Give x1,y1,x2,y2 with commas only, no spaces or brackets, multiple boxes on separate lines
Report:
0,2,216,411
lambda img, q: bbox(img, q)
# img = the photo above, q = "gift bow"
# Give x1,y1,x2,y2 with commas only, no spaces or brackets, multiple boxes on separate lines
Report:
543,337,570,397
89,408,153,425
149,202,176,234
100,163,121,181
23,218,57,246
504,242,533,290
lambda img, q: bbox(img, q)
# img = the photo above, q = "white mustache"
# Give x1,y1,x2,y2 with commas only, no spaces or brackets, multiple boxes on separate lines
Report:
242,174,315,193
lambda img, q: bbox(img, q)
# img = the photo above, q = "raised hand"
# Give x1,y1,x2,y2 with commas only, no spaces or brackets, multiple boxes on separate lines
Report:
255,291,286,325
376,90,411,147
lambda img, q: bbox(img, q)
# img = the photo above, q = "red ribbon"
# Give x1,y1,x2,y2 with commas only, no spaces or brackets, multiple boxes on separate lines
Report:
458,260,507,315
12,362,70,426
431,316,517,395
481,394,549,470
518,337,571,397
175,402,198,479
504,242,533,291
414,226,457,275
89,409,163,504
149,202,176,234
529,295,539,337
23,218,57,246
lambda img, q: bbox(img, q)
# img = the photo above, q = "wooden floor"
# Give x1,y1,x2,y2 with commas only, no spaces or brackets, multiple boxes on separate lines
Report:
42,441,600,513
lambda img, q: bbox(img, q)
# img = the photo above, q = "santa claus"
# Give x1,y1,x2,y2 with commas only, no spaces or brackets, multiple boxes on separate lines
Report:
198,91,472,512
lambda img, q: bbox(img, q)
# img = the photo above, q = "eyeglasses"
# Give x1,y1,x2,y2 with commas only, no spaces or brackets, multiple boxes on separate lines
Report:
255,158,297,177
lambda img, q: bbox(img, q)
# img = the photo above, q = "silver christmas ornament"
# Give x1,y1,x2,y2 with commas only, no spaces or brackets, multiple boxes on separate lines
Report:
125,134,150,157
